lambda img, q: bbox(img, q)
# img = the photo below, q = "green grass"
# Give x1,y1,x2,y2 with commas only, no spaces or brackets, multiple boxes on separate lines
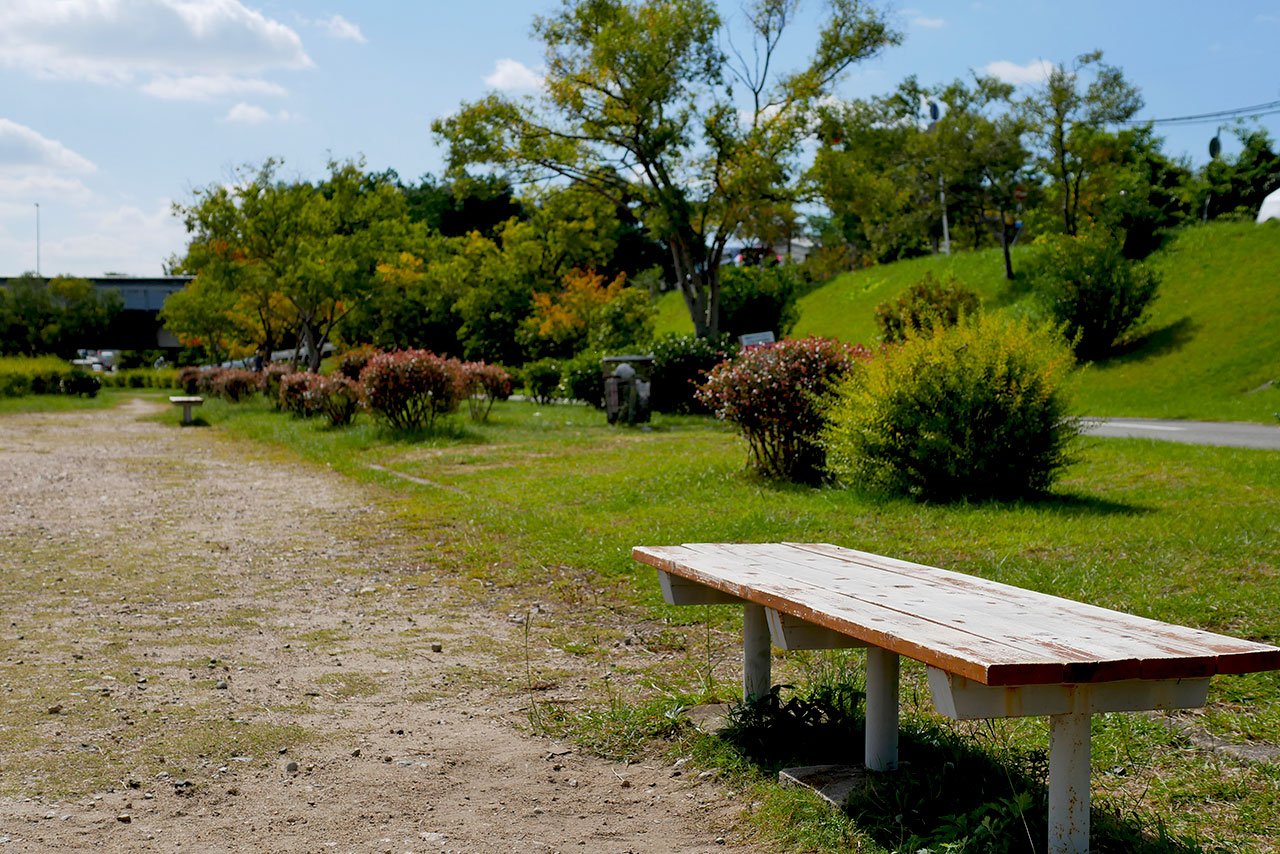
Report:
201,394,1280,852
657,221,1280,423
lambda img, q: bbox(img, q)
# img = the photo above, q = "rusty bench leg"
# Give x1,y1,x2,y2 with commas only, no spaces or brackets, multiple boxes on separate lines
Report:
864,647,899,771
743,603,771,702
1048,710,1091,854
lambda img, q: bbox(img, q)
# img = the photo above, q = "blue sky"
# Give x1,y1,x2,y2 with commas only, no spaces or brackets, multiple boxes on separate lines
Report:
1,0,1277,277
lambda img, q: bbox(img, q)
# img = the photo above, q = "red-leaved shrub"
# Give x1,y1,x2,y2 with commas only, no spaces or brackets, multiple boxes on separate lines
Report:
697,336,871,483
360,349,465,431
212,368,258,402
312,374,363,426
461,361,513,422
258,362,294,405
279,372,323,417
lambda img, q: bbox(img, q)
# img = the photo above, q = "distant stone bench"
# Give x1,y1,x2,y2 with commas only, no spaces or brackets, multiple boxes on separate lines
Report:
169,395,203,425
633,542,1280,854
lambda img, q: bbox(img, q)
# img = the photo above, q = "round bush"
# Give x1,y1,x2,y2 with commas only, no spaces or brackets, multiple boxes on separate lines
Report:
823,314,1079,501
278,372,322,417
874,272,980,343
212,368,257,403
312,374,362,426
557,350,605,409
360,349,465,431
1028,229,1161,361
697,337,869,484
461,361,513,422
521,358,561,405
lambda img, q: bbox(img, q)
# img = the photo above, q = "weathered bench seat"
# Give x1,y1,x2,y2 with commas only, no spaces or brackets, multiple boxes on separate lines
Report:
634,542,1280,854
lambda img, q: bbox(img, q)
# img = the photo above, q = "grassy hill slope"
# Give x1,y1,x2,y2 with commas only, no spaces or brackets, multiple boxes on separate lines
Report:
653,221,1280,421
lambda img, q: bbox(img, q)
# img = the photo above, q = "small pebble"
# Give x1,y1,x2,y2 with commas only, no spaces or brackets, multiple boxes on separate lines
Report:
116,814,132,824
214,680,228,690
285,761,299,775
430,643,443,653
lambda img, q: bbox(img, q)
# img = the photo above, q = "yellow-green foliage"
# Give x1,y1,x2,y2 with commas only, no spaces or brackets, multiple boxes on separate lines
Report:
0,355,73,397
824,314,1080,500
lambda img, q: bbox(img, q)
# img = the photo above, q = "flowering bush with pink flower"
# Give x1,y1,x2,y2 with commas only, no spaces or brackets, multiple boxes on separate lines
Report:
279,372,323,417
697,336,871,483
359,349,465,431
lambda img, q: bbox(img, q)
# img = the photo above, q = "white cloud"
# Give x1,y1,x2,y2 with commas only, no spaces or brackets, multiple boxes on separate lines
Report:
224,103,295,124
0,0,311,96
0,119,96,174
912,16,946,29
983,59,1053,86
141,74,287,101
316,14,366,43
485,58,543,92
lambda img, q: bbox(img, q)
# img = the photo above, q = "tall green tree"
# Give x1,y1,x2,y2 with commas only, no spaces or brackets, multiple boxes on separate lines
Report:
1021,50,1143,236
433,0,899,338
0,274,121,357
170,158,412,370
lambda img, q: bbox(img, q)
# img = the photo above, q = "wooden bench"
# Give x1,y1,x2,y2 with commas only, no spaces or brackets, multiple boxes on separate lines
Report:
169,395,203,425
633,542,1280,854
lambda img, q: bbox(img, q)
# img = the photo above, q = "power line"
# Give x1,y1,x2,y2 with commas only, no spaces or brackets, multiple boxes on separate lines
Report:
1121,99,1280,127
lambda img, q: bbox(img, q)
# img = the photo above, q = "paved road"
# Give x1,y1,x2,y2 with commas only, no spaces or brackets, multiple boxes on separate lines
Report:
1083,417,1280,449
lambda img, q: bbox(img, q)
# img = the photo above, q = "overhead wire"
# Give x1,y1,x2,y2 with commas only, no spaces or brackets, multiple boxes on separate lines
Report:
1121,99,1280,127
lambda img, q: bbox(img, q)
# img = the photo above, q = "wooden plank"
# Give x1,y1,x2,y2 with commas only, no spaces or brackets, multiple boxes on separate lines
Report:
719,543,1232,679
648,543,1152,683
791,542,1277,667
766,608,866,650
637,544,1068,684
743,542,1280,681
632,543,1280,685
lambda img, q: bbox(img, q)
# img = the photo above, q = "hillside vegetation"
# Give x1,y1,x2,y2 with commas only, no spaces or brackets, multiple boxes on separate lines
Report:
654,221,1280,422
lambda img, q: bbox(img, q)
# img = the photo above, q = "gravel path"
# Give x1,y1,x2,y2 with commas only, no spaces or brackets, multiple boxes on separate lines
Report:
0,399,757,853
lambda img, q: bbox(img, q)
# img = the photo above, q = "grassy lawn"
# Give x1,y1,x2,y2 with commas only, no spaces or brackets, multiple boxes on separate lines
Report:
188,393,1280,852
654,221,1280,423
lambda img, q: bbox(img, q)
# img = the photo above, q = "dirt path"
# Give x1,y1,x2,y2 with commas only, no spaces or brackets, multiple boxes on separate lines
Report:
0,400,758,853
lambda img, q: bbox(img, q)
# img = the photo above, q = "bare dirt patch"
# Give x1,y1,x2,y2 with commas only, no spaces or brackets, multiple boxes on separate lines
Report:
0,400,758,853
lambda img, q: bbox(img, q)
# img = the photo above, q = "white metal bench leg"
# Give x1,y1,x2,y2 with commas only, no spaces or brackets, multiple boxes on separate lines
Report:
865,647,899,771
1048,710,1091,854
743,603,771,702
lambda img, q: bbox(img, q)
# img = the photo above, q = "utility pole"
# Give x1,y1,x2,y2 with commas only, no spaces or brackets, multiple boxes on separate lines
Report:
35,203,41,276
928,101,951,256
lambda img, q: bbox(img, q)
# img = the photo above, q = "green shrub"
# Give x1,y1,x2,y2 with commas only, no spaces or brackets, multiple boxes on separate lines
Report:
360,349,465,431
521,358,561,405
1028,229,1161,361
649,334,735,415
461,361,513,422
719,264,801,341
61,369,101,398
558,350,605,408
824,314,1079,501
698,337,869,483
874,272,980,343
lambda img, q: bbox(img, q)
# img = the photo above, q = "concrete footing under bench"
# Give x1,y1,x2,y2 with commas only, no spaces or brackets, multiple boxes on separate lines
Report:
778,765,865,808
